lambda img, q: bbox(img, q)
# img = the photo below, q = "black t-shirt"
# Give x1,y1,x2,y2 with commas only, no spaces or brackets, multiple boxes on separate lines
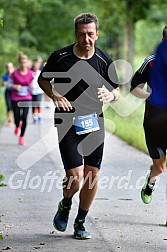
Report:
131,54,155,90
41,43,118,120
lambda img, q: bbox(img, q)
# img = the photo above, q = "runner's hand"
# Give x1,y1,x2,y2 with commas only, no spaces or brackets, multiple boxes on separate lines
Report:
97,87,115,103
13,84,22,91
52,95,73,111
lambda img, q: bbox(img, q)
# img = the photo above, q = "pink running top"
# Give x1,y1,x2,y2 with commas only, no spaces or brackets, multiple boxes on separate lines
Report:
11,69,34,101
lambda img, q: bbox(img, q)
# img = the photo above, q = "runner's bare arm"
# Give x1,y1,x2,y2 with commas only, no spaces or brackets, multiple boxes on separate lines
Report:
130,85,151,99
38,75,72,111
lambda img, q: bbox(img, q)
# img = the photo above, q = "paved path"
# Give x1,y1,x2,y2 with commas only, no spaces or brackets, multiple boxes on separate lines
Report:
0,107,166,252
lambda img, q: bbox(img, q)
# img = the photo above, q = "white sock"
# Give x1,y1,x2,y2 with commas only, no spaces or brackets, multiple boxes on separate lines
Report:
149,176,156,186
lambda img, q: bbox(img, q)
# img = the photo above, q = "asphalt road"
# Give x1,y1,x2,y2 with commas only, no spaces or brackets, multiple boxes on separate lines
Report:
0,106,166,252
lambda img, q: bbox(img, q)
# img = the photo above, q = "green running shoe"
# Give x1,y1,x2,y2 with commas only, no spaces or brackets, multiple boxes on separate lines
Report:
53,200,71,232
141,175,155,204
74,220,91,239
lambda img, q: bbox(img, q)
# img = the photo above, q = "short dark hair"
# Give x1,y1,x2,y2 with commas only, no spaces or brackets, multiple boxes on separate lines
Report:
74,13,99,32
162,25,167,38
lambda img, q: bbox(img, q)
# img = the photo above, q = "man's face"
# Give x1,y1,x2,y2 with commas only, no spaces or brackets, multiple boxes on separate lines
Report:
75,22,98,51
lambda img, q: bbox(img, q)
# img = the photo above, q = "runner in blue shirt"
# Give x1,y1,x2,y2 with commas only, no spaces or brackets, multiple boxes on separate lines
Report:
142,38,167,207
131,26,167,206
1,62,15,127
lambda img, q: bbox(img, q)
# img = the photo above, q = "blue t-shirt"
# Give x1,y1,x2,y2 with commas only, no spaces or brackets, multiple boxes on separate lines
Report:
2,73,13,90
149,39,167,108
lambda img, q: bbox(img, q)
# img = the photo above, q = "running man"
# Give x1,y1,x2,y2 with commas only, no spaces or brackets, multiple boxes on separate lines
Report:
38,13,120,239
130,25,167,204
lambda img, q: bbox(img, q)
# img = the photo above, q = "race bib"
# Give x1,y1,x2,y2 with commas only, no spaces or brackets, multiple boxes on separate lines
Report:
6,78,13,89
17,86,29,96
31,86,39,95
73,112,100,135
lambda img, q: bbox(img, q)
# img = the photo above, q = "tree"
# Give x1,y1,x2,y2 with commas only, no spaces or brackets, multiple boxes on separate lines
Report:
123,1,150,66
1,0,167,70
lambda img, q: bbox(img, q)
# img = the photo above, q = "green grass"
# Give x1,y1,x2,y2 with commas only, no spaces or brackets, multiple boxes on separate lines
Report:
0,174,6,187
103,55,149,154
104,102,148,154
0,233,3,240
134,55,146,71
0,87,6,127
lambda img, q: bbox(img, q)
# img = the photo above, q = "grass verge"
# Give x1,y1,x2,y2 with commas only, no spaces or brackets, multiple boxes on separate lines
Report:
0,88,6,127
104,102,148,154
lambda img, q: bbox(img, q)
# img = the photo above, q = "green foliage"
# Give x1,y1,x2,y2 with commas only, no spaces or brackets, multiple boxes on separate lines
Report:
0,8,4,26
0,173,6,187
124,0,151,22
0,0,167,67
135,20,163,56
133,55,146,72
0,232,3,240
147,2,167,22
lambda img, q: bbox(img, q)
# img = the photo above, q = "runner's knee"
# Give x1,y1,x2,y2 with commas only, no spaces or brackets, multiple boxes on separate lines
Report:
64,175,81,191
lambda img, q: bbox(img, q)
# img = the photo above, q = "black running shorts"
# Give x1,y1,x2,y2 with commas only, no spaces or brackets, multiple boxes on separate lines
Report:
143,104,167,159
57,124,104,170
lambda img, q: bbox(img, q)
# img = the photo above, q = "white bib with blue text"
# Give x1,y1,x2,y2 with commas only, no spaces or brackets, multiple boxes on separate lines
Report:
73,112,100,135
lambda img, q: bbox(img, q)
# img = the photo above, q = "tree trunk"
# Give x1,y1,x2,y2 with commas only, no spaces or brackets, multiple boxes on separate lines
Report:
124,3,135,68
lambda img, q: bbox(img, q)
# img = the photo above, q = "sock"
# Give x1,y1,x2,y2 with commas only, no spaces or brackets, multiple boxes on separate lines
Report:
148,177,156,189
75,207,88,223
62,196,72,208
149,175,156,183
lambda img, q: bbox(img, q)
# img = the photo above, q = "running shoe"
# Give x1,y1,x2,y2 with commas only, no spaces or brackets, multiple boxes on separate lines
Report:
141,174,155,204
74,220,91,239
18,136,26,145
53,200,71,232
